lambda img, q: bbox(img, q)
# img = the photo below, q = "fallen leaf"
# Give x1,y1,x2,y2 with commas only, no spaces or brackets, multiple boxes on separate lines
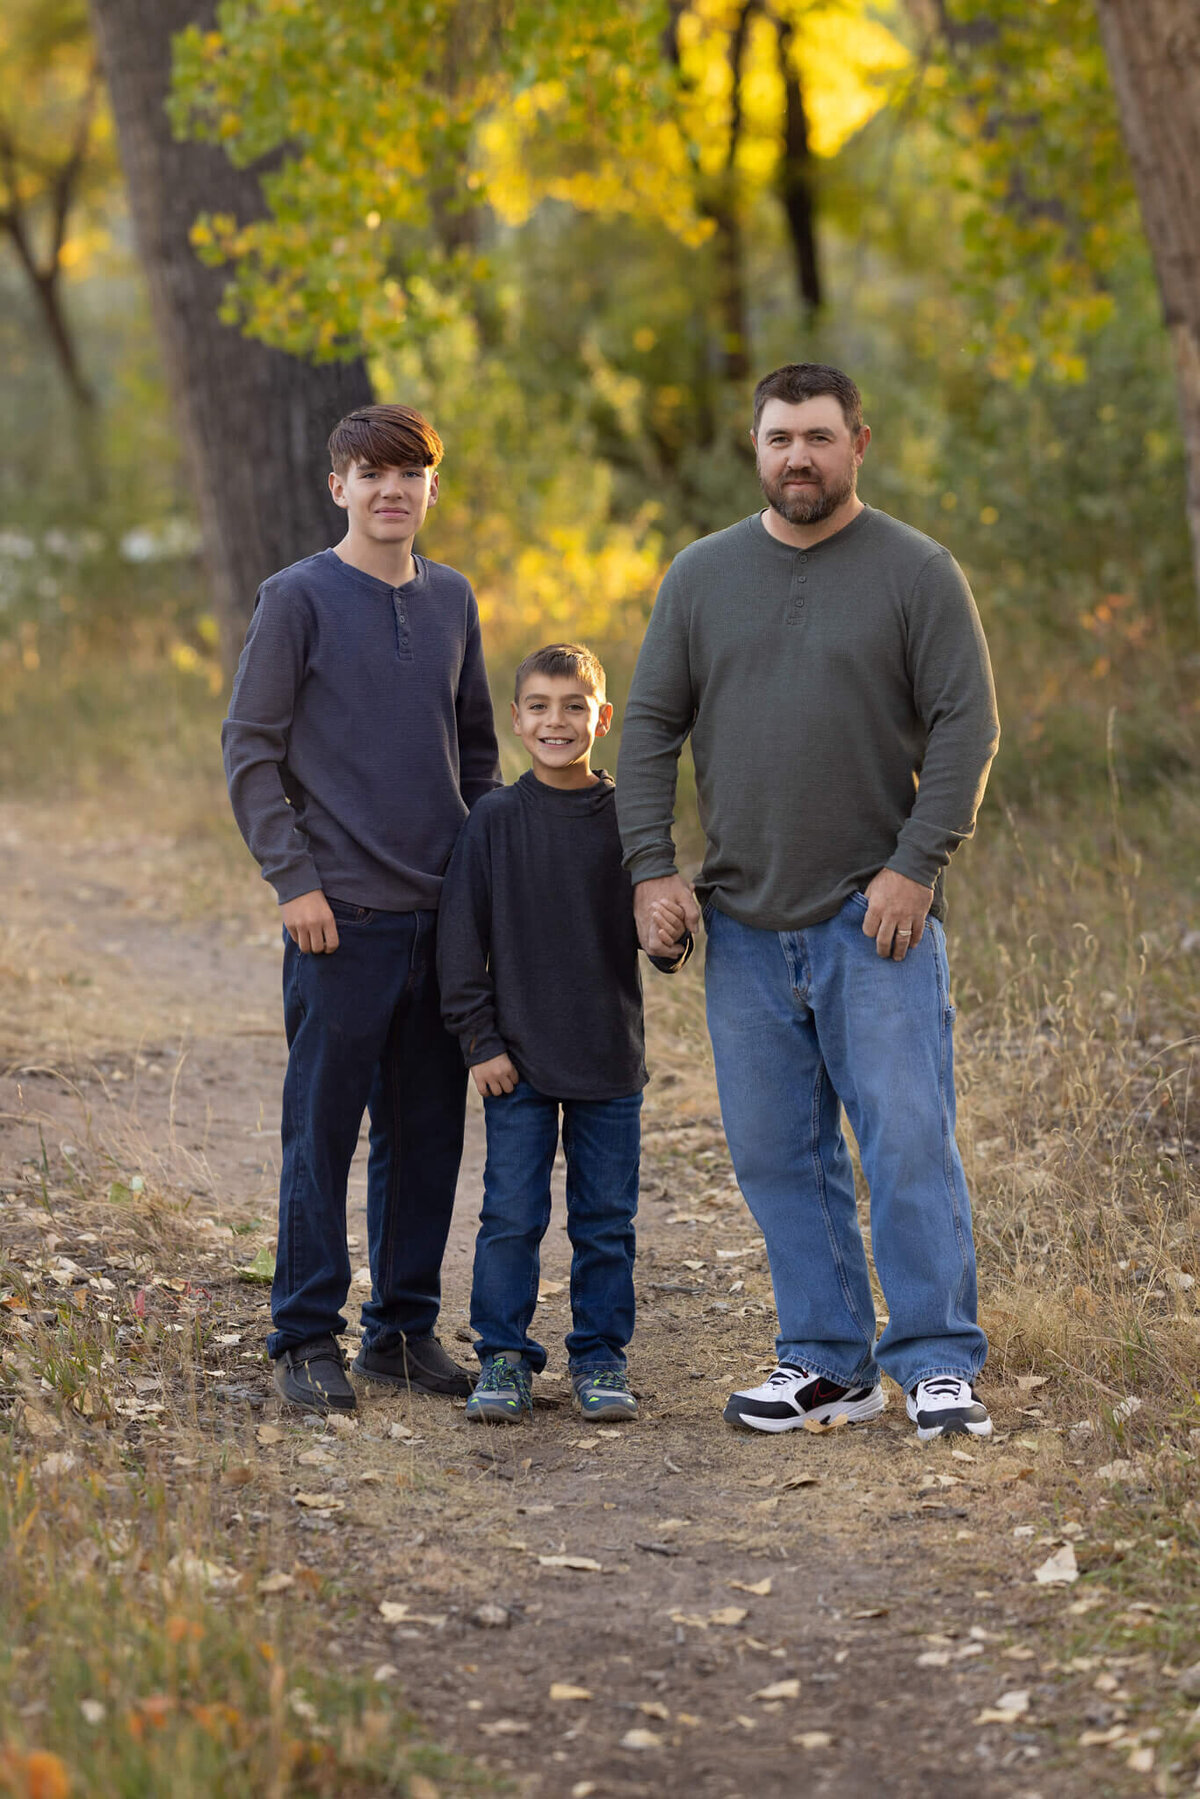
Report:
237,1245,276,1284
670,1612,710,1629
293,1492,344,1512
793,1731,833,1749
378,1601,446,1627
638,1701,670,1720
751,1497,780,1514
388,1422,416,1441
1033,1544,1079,1585
752,1679,801,1701
850,1607,888,1620
537,1554,603,1572
975,1689,1030,1725
537,1280,566,1301
780,1471,820,1489
917,1650,951,1668
1095,1460,1142,1481
1127,1747,1155,1773
1001,1646,1036,1662
730,1578,773,1597
19,1405,61,1439
950,1449,976,1464
479,1719,530,1738
358,1469,385,1484
1078,1726,1128,1747
298,1448,335,1467
1111,1396,1141,1423
801,1415,846,1434
1016,1375,1049,1391
33,1452,77,1479
549,1683,593,1702
257,1572,295,1595
256,1424,285,1446
709,1606,748,1627
373,1664,399,1682
619,1728,663,1750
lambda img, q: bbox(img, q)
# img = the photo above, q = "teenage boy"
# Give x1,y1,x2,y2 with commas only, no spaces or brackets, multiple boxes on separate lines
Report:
437,643,690,1424
223,403,501,1413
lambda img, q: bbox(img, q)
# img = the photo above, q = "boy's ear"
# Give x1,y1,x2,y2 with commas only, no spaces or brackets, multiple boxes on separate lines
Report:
329,469,348,509
427,470,439,506
510,699,522,733
595,701,615,738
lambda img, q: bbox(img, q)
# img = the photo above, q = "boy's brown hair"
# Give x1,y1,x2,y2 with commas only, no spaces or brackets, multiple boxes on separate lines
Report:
513,642,607,703
327,403,444,476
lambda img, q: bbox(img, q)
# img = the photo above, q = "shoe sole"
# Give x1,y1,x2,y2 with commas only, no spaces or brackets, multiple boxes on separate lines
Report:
351,1357,470,1399
911,1414,993,1442
571,1392,638,1422
465,1403,529,1424
272,1362,357,1414
724,1388,887,1434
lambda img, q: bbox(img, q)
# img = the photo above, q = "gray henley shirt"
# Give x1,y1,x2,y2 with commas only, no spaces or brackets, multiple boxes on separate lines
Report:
616,506,999,930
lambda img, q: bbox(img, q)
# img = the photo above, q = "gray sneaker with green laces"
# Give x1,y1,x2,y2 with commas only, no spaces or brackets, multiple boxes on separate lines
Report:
571,1367,638,1421
466,1352,533,1424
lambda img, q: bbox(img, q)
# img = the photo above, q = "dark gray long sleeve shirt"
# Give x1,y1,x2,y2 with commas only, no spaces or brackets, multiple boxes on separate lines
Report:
616,506,999,930
437,771,690,1101
222,548,501,909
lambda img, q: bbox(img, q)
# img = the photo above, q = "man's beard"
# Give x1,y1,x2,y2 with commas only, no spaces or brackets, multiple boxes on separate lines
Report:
759,459,856,525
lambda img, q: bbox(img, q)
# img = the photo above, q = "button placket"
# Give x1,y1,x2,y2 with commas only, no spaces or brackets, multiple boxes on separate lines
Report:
393,589,414,661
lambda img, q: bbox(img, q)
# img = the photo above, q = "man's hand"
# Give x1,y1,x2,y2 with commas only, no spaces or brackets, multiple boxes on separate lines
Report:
634,875,701,956
862,868,934,961
281,889,339,955
471,1052,520,1098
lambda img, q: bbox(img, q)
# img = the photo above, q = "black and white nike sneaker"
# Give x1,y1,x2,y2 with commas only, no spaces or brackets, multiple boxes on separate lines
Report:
723,1363,886,1433
906,1376,992,1440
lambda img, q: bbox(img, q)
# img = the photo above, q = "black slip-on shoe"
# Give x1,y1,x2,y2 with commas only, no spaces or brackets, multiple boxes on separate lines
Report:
272,1335,357,1413
352,1334,472,1398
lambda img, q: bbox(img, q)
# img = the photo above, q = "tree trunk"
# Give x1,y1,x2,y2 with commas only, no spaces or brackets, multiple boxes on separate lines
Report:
776,18,822,321
1095,0,1200,618
88,0,373,672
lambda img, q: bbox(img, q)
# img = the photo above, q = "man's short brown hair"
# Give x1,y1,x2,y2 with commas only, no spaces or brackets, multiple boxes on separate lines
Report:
752,363,863,436
513,643,607,704
328,403,444,476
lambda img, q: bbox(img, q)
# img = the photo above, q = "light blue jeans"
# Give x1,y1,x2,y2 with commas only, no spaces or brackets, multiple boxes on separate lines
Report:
704,895,986,1394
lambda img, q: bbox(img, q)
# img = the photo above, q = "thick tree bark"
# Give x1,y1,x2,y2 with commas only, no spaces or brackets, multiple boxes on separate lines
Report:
88,0,373,671
1095,0,1200,617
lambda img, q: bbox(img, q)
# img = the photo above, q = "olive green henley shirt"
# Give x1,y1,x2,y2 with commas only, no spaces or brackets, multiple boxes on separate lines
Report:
616,505,1000,930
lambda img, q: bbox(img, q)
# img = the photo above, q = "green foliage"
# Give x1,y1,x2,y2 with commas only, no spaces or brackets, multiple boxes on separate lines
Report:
912,0,1143,382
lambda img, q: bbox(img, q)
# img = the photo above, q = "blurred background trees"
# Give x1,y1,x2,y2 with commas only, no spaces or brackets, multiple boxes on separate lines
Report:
1,0,1197,814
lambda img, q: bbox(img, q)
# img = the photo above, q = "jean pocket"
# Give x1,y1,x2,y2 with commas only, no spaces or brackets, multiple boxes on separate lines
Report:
701,898,716,929
326,896,373,925
847,890,870,910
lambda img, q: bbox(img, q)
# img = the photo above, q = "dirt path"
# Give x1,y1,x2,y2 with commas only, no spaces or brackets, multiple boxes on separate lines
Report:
0,804,1150,1799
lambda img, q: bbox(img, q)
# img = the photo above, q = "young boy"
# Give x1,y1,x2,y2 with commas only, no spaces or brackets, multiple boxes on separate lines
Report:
223,403,501,1412
437,643,690,1424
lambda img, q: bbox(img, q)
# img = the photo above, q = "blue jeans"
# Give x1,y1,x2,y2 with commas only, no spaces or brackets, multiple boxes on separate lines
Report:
704,897,986,1393
269,903,466,1359
471,1081,642,1374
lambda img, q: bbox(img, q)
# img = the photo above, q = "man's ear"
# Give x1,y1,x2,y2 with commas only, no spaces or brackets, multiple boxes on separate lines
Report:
329,470,347,510
595,702,615,738
854,425,871,466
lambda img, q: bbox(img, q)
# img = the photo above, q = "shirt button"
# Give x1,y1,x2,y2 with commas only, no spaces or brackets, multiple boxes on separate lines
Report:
798,575,807,583
397,612,407,624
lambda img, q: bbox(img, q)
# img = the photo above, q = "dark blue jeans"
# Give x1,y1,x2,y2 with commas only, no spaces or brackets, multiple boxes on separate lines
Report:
471,1080,642,1374
269,902,466,1359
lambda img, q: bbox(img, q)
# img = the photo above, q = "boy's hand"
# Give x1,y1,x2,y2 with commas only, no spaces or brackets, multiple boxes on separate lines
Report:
281,890,340,955
649,897,687,952
471,1052,520,1097
634,875,700,956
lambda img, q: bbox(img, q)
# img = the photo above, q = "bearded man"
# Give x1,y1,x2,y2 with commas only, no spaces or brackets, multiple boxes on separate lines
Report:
616,362,1000,1442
